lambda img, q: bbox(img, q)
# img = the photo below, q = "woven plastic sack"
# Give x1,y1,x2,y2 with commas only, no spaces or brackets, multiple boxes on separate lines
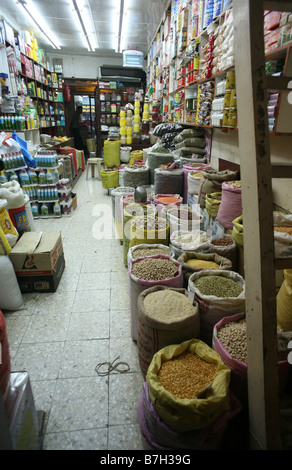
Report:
101,169,119,189
216,182,242,229
277,269,292,331
176,137,206,149
170,230,210,259
123,166,150,188
205,192,222,218
198,170,239,209
123,204,155,266
273,212,292,258
178,251,232,287
188,270,245,346
147,150,174,184
154,167,184,196
146,339,231,432
103,140,121,167
209,233,238,268
232,216,243,246
127,243,171,266
183,163,212,203
0,309,11,397
0,256,24,311
129,216,170,252
137,286,200,377
129,255,183,341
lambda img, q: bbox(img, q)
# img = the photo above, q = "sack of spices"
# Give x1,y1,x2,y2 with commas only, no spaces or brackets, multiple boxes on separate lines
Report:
198,169,239,209
137,286,200,377
146,338,231,432
188,270,245,346
129,255,183,341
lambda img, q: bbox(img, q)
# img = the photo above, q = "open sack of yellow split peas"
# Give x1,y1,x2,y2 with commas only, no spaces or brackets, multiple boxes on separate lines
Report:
146,339,231,433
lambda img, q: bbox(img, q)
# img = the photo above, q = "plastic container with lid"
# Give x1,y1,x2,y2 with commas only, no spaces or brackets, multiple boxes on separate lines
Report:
126,127,132,135
120,110,126,118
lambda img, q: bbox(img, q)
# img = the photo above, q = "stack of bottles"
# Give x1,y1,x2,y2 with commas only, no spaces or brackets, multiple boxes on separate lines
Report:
120,108,127,144
133,100,141,144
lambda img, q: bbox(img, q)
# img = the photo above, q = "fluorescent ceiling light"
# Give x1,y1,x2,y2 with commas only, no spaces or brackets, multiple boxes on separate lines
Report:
14,0,61,50
115,0,125,54
71,0,98,52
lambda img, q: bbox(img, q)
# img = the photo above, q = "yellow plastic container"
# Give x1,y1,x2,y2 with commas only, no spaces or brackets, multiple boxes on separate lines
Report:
126,127,132,135
120,119,126,127
126,136,133,145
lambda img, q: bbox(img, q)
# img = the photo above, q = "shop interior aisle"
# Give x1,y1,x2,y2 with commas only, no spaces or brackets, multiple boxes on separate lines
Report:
3,171,144,450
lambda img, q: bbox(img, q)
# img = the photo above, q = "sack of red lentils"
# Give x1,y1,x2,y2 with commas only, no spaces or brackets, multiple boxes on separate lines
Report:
146,338,231,432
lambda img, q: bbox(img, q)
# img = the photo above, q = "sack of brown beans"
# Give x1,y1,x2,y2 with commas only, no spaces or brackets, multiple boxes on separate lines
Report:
129,255,183,341
177,251,232,288
273,212,292,258
137,286,200,378
170,230,210,259
216,181,242,230
198,170,239,209
208,234,237,270
213,313,290,407
138,381,242,450
188,270,245,346
127,243,171,267
146,338,231,432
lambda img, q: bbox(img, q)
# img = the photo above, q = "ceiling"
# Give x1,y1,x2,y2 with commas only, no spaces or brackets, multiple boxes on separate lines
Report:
0,0,170,58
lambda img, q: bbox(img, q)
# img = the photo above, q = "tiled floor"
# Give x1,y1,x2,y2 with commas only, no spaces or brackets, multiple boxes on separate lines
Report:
3,169,145,450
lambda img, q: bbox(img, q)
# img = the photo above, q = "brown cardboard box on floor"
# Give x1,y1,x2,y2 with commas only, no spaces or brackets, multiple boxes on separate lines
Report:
9,231,65,293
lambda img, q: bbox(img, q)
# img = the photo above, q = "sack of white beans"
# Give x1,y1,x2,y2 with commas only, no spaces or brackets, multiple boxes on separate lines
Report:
137,286,200,378
129,255,183,341
188,270,245,346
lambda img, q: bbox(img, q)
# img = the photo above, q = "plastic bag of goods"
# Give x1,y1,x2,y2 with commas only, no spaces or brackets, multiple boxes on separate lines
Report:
205,192,222,219
146,338,231,432
147,146,174,184
178,251,232,287
277,269,292,331
165,205,203,236
209,234,237,269
273,212,292,258
120,146,132,163
232,215,243,246
174,127,205,143
123,165,150,188
137,286,200,377
127,243,171,267
123,204,156,266
198,169,239,209
0,199,19,248
0,181,31,235
129,255,183,341
138,380,242,451
0,256,24,311
103,140,121,167
101,169,119,190
213,313,290,407
188,270,245,346
154,167,184,197
183,163,212,204
216,181,242,229
0,309,11,398
129,215,170,251
170,230,210,259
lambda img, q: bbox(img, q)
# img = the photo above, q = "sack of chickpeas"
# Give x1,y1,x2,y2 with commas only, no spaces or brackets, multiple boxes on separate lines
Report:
213,313,290,407
188,270,245,346
138,381,242,450
137,286,200,378
129,255,183,341
127,243,171,267
146,338,231,432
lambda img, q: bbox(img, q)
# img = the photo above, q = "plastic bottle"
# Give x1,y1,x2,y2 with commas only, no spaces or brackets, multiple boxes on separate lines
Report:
53,201,61,216
28,168,38,184
31,202,39,217
19,169,30,185
9,171,19,182
46,169,54,184
39,168,46,185
41,203,48,216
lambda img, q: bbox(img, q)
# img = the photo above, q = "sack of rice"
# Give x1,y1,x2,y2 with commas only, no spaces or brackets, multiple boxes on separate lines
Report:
188,270,245,346
146,339,231,432
170,230,210,259
129,255,183,341
137,286,200,377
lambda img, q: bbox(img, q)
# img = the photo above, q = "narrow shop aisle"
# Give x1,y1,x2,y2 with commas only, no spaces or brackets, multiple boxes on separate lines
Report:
3,170,144,450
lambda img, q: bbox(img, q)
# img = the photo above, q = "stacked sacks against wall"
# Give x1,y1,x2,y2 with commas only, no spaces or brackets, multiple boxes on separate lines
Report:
198,169,239,209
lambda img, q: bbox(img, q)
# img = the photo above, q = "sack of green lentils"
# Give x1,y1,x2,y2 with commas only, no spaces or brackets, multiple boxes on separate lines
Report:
137,286,200,378
177,251,232,288
188,270,245,346
146,338,231,432
129,255,183,341
127,243,171,267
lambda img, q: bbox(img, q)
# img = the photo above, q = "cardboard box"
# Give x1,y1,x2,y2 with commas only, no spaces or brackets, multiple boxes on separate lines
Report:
9,231,65,293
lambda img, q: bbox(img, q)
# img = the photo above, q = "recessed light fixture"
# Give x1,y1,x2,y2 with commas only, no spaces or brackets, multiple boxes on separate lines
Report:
14,0,61,50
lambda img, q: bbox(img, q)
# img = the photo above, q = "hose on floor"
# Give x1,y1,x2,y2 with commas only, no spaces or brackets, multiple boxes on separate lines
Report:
95,356,131,376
